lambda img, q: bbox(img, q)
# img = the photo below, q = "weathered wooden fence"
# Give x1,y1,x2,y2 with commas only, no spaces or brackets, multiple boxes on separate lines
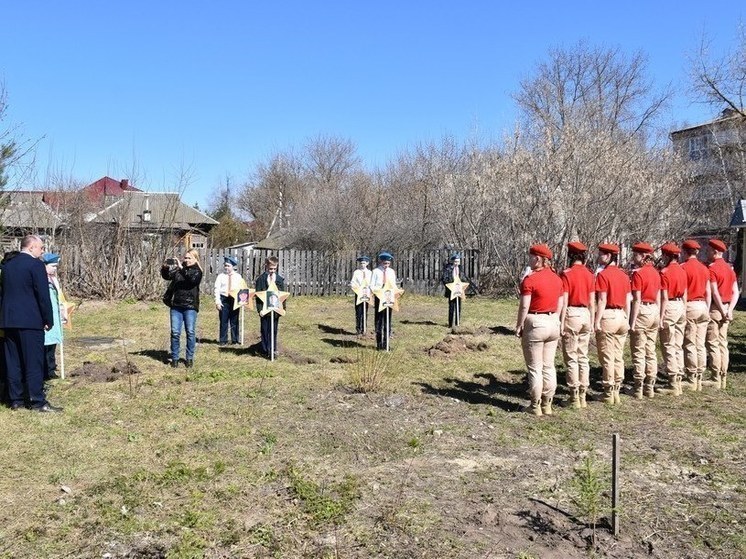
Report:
200,248,480,296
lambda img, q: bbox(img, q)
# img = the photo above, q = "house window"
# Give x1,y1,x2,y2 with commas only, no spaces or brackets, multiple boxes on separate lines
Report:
688,136,709,160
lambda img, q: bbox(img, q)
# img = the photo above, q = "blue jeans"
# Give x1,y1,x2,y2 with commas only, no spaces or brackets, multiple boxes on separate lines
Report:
170,307,197,361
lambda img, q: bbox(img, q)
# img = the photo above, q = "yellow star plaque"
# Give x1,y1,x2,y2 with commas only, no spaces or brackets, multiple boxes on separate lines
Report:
351,281,373,306
445,278,470,301
372,278,404,312
255,280,289,317
229,276,255,310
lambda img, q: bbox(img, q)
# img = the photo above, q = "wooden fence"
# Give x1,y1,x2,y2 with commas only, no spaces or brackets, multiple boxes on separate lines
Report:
199,248,480,296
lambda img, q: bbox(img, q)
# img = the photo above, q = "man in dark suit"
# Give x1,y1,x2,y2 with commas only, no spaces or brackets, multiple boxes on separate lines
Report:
0,235,60,412
255,256,285,357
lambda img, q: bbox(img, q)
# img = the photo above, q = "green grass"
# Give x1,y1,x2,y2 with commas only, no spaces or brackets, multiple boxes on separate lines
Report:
0,295,745,558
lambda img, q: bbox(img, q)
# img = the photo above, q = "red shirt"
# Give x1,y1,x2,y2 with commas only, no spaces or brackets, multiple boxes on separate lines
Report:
660,262,687,299
561,263,594,307
595,265,631,309
709,258,738,303
521,267,563,313
681,257,709,301
631,263,661,303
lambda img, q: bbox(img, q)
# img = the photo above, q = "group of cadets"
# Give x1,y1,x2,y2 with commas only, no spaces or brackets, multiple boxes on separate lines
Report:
213,256,285,357
516,239,738,417
348,252,400,350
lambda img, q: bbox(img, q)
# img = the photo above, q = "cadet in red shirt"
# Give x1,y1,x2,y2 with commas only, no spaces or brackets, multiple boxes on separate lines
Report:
628,242,661,399
659,243,687,396
515,244,563,416
706,238,740,389
594,243,631,404
559,241,595,409
681,239,711,391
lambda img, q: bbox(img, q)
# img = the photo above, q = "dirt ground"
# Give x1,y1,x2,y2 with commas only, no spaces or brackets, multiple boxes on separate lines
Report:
1,297,743,558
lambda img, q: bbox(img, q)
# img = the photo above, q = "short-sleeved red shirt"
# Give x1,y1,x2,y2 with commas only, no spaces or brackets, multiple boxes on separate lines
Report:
521,267,563,313
561,263,594,307
595,265,631,309
681,258,709,301
631,263,661,303
709,258,738,303
660,262,687,299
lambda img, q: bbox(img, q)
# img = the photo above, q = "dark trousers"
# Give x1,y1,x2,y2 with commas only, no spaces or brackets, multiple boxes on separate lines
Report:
0,337,7,404
260,313,280,355
448,297,463,328
3,328,46,408
374,298,393,350
44,344,58,380
355,301,369,334
219,295,239,344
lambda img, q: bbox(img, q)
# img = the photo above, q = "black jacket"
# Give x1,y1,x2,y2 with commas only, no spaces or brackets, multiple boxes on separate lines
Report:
161,264,203,311
440,263,475,297
0,252,54,329
255,272,286,314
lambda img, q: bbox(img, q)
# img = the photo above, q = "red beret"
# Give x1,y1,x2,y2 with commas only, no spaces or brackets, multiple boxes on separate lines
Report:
708,238,727,252
597,243,620,255
660,242,680,256
632,242,654,254
529,244,553,259
682,239,701,251
567,241,588,252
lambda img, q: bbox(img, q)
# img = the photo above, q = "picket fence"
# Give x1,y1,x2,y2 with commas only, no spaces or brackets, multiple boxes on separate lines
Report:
199,248,480,296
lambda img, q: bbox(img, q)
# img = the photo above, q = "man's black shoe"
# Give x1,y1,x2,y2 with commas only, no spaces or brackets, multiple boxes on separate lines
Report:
9,402,23,411
170,360,179,368
33,403,63,413
185,360,194,368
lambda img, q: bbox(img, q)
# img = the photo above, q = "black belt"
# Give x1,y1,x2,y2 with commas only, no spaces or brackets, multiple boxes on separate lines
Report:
528,311,554,315
641,301,657,305
607,306,623,310
669,297,683,301
689,299,706,302
569,305,588,308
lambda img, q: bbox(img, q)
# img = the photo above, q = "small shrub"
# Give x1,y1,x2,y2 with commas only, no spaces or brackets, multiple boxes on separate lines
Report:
570,450,609,546
348,347,390,393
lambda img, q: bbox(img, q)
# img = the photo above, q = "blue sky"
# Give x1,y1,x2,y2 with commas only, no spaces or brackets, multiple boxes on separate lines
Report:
1,1,742,209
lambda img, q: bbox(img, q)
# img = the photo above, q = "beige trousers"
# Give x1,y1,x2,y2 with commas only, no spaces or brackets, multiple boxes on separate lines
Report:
561,307,591,389
684,301,709,377
522,313,560,403
630,303,660,385
596,309,629,388
706,308,730,378
660,300,685,379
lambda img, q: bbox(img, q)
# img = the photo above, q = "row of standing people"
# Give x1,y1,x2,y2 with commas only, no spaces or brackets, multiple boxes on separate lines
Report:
348,252,401,350
349,251,475,348
516,238,738,416
162,254,286,366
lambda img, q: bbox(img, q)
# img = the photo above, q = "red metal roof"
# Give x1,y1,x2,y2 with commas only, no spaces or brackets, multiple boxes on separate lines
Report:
81,176,141,204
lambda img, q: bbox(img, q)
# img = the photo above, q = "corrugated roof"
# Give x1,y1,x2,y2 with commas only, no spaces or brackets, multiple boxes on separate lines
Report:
86,192,218,228
0,192,62,229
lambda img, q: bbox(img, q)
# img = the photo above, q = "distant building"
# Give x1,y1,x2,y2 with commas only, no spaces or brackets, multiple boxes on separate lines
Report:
0,176,217,251
670,108,746,233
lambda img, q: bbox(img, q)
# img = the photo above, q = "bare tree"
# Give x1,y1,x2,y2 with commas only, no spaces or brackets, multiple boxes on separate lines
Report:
691,26,746,117
687,27,746,229
0,81,37,192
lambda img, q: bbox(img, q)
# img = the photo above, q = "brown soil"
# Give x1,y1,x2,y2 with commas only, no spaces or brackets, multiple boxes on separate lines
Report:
428,334,490,357
68,360,142,382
